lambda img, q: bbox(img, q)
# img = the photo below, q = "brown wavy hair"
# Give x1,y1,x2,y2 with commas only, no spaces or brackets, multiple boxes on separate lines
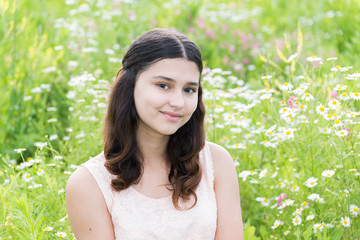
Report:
103,29,206,209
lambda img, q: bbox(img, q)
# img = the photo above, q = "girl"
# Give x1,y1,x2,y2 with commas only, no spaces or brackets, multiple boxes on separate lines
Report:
66,28,244,240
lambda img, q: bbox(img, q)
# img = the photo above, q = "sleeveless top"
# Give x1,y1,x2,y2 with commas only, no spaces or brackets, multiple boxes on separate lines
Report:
80,142,217,240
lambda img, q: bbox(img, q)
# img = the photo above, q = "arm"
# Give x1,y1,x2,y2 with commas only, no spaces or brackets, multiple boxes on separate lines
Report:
65,167,115,240
208,142,244,240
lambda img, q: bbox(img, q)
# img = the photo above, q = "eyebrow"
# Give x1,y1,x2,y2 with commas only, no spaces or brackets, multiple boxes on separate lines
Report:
153,75,199,86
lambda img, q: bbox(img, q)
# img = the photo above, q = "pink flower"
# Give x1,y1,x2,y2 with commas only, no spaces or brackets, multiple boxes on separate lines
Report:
287,96,297,109
243,58,249,65
277,193,287,206
196,18,206,29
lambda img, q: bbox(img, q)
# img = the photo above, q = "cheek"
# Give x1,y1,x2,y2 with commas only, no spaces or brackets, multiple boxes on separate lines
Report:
186,97,199,114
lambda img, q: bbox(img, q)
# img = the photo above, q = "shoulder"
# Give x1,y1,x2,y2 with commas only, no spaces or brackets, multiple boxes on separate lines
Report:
206,142,235,179
66,167,115,239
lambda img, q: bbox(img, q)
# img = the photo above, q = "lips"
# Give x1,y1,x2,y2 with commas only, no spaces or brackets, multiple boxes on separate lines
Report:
160,111,183,121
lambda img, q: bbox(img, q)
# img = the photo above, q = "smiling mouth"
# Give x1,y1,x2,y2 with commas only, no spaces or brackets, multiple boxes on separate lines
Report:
160,111,183,121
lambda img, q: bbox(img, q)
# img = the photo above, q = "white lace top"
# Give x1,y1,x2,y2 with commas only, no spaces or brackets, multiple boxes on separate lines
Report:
80,142,217,240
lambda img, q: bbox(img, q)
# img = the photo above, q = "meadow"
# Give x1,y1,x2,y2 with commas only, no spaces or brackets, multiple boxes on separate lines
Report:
1,0,360,239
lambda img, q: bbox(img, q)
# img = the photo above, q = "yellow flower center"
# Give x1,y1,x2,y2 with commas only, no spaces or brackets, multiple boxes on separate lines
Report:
264,140,268,143
295,219,299,223
344,220,347,224
341,132,345,135
354,208,359,212
300,105,304,109
305,93,310,97
335,120,340,124
286,131,291,135
320,106,325,111
336,65,341,69
284,82,288,86
355,92,359,96
268,131,273,135
292,185,297,189
310,182,314,185
342,93,347,96
332,100,337,105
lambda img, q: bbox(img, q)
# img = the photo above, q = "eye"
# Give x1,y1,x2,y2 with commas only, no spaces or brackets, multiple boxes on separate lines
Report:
157,83,169,89
184,88,196,94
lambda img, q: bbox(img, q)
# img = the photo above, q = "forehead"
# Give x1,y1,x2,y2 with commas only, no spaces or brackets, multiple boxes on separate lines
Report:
138,58,201,83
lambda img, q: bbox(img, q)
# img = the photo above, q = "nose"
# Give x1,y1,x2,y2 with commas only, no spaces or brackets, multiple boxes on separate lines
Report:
169,89,185,109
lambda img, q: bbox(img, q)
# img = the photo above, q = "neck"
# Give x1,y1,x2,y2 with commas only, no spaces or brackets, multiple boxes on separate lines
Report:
136,125,170,167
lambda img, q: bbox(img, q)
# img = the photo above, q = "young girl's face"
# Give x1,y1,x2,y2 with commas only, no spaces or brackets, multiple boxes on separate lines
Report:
134,58,200,137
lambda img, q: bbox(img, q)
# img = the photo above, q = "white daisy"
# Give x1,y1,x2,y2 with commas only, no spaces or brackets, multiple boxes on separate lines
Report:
304,177,318,188
340,216,350,227
321,170,335,177
292,215,302,226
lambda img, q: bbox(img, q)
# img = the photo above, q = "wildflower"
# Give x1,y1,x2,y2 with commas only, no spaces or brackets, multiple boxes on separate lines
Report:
324,114,335,121
66,91,76,99
292,85,308,95
260,140,278,148
306,214,315,221
54,155,64,160
255,197,270,206
24,95,32,101
338,92,350,101
43,227,53,231
28,184,43,189
261,75,272,80
321,170,335,177
284,230,290,235
280,100,287,106
350,205,359,217
340,66,352,72
301,92,314,101
306,56,322,62
302,201,309,208
282,128,296,140
340,216,350,227
350,92,360,100
331,65,342,72
315,104,327,115
56,232,67,238
328,99,340,110
279,82,293,91
335,129,348,137
265,125,276,137
277,193,287,206
22,173,33,182
271,220,282,229
319,127,332,134
346,73,360,80
238,171,251,181
14,148,26,153
258,168,267,178
58,188,65,194
304,177,318,188
289,157,297,162
334,84,347,91
333,119,344,128
54,45,63,51
292,208,303,216
47,118,58,123
292,216,302,226
49,135,58,141
291,185,300,192
283,199,295,207
326,57,338,61
37,169,45,176
42,67,57,73
313,223,325,233
308,193,320,201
